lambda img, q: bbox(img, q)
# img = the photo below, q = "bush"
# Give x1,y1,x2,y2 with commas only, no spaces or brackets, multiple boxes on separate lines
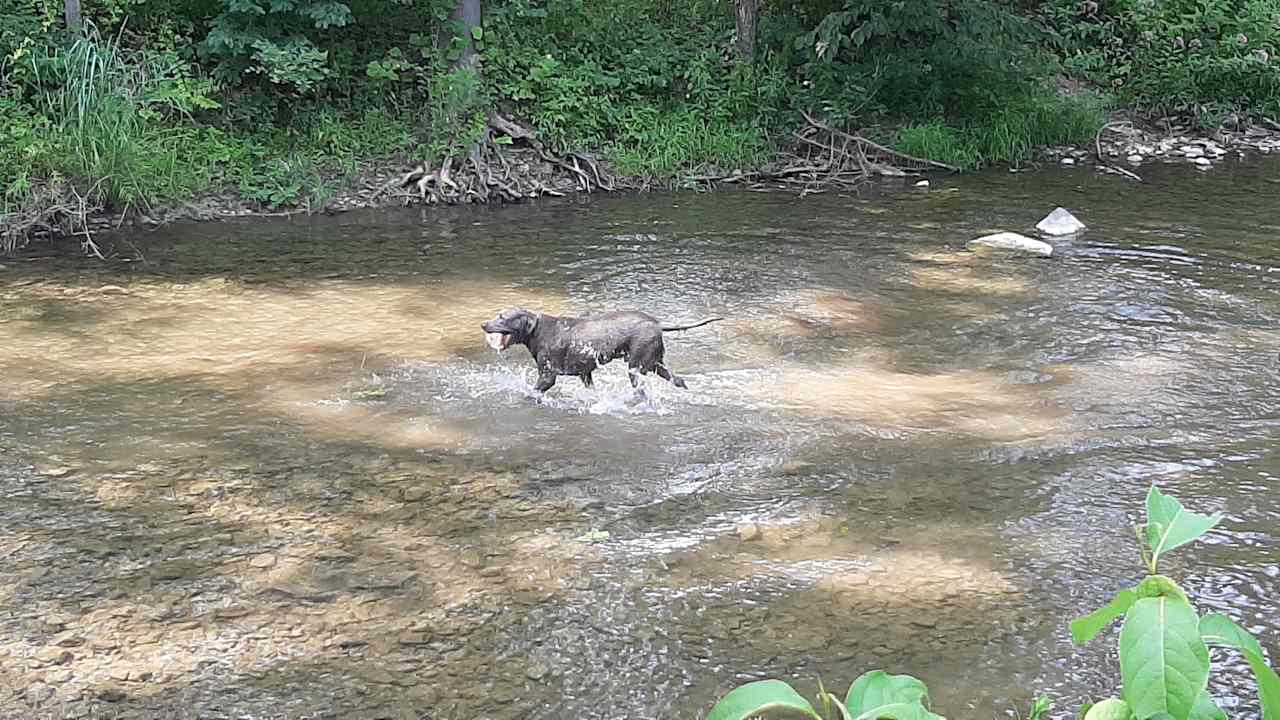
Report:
1041,0,1280,116
794,0,1054,122
5,27,224,209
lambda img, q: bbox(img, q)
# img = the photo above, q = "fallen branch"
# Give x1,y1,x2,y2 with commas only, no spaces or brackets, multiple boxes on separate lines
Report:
1094,121,1143,182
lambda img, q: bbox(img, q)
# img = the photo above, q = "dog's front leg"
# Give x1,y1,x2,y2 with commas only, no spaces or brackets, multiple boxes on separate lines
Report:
533,370,558,396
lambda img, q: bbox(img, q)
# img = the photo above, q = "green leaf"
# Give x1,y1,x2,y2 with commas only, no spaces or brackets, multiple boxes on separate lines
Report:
471,26,484,41
1073,589,1139,644
844,671,942,720
1188,692,1225,720
1145,486,1222,568
1200,613,1265,656
706,680,821,720
1119,597,1210,720
1200,613,1280,720
1028,696,1052,720
1083,698,1132,720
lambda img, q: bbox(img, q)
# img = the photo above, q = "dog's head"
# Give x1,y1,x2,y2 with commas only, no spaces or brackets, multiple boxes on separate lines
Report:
481,308,540,350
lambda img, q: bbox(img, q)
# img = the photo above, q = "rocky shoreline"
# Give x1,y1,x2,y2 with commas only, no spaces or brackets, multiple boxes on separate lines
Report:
1045,116,1280,172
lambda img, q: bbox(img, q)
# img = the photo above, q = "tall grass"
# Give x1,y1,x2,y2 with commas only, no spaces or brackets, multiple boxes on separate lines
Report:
608,110,774,180
18,27,222,210
894,91,1108,169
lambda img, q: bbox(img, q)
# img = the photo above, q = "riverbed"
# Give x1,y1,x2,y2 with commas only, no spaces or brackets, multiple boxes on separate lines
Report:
2,160,1278,720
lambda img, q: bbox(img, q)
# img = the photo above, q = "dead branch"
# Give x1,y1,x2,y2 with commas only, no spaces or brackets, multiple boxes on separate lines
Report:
1094,121,1143,182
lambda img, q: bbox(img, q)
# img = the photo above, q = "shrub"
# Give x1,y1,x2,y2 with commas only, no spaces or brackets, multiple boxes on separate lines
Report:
1041,0,1280,116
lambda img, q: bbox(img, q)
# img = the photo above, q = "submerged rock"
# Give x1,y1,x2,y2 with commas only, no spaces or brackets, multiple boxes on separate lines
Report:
967,232,1054,258
1035,207,1087,236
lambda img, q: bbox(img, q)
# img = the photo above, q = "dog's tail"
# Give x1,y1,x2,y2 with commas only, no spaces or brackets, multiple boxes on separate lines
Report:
661,317,724,332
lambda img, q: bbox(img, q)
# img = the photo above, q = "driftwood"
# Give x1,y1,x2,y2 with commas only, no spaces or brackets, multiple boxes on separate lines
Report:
685,111,959,193
1094,121,1143,182
0,179,103,257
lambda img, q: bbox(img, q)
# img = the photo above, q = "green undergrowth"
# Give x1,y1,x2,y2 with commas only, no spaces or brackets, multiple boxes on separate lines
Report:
893,92,1109,169
2,0,1277,252
0,26,417,223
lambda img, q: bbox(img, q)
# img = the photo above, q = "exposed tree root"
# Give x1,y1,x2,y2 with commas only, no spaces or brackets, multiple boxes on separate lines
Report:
380,114,616,207
687,111,959,193
1,179,104,257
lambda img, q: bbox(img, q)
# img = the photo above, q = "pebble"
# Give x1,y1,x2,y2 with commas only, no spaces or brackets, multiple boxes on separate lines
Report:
97,687,127,702
1127,154,1143,163
525,661,551,681
402,486,430,502
1059,157,1076,166
25,682,55,706
249,553,277,568
331,635,368,648
1193,158,1212,167
736,522,762,542
34,647,74,666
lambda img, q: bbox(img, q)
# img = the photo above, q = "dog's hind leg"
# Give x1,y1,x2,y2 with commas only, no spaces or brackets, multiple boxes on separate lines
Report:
655,364,687,389
626,363,650,403
579,371,594,388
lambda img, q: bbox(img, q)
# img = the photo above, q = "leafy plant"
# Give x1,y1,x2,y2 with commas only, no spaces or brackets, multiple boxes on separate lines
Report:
1040,0,1280,115
1071,486,1279,720
200,0,355,94
706,671,943,720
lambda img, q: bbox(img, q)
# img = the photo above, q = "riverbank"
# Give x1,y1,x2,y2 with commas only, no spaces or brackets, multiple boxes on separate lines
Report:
7,109,1278,261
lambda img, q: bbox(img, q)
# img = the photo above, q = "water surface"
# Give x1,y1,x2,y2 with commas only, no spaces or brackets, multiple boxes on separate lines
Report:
2,160,1278,719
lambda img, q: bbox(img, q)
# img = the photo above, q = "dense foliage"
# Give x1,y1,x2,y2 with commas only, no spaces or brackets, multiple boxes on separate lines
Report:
0,0,1277,243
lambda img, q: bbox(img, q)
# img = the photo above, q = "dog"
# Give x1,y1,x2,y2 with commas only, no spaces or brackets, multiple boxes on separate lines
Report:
481,308,722,394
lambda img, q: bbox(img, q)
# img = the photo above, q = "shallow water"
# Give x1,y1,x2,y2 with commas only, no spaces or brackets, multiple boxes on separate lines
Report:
2,160,1279,720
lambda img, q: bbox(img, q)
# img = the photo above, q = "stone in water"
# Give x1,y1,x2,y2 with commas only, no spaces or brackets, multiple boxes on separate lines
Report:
1035,207,1086,237
967,232,1053,258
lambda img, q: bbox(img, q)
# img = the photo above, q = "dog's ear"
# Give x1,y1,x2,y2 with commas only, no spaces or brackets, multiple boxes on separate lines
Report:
522,311,539,335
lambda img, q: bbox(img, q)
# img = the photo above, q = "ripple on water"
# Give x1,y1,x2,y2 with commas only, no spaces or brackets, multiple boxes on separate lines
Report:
2,163,1280,720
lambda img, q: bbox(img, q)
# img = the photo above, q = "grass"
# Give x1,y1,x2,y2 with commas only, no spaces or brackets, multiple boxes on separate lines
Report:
607,110,775,180
894,91,1109,169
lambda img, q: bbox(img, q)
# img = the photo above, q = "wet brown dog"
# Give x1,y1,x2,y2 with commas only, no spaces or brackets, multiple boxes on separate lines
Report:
481,308,721,394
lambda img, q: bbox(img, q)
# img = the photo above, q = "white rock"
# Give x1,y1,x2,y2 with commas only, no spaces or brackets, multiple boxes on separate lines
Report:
967,232,1054,258
1035,207,1087,237
1127,154,1144,163
1182,145,1204,158
914,179,930,188
1193,157,1212,167
1060,157,1076,166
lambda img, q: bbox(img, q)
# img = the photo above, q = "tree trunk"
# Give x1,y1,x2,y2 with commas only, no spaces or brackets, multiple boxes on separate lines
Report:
733,0,759,63
65,0,82,32
441,0,483,72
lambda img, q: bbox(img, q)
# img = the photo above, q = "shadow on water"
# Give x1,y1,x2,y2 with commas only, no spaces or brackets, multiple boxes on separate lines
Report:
1,159,1279,719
